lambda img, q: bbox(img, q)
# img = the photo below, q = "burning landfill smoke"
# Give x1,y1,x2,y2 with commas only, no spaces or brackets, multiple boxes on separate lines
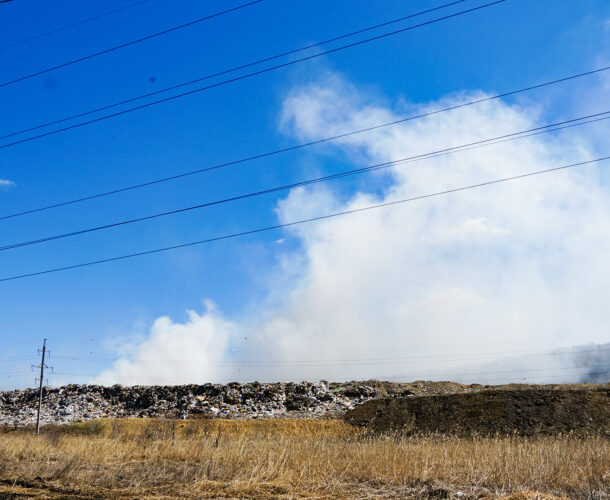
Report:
95,70,610,386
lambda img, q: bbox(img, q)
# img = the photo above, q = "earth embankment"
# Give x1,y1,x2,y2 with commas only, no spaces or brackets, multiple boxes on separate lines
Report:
344,387,610,436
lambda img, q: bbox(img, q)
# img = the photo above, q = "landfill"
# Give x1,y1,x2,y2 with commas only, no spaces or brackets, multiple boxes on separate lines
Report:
1,380,476,426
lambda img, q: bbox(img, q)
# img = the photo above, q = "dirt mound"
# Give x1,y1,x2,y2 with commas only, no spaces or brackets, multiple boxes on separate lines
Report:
2,380,606,427
344,387,610,436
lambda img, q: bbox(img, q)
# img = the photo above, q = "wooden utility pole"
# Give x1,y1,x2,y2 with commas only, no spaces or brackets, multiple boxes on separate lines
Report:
33,339,50,435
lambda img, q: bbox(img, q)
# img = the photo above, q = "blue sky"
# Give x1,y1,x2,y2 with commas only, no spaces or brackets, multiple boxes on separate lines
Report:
1,0,609,388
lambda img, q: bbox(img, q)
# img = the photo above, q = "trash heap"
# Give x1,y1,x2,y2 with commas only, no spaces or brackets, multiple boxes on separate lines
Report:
0,380,475,426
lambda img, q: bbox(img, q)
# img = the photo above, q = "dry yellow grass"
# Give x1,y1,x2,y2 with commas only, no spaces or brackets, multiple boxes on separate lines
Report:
0,418,608,499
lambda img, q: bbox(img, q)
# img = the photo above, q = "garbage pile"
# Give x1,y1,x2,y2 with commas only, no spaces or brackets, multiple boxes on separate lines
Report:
0,380,474,426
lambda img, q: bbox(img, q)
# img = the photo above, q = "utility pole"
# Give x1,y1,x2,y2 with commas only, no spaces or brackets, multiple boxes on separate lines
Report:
32,339,52,435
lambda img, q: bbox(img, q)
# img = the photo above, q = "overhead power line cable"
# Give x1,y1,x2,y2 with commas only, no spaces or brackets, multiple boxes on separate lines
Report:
0,0,264,88
0,355,38,361
2,110,608,252
50,347,610,366
0,374,34,380
3,335,597,360
0,0,468,141
1,65,607,222
384,363,610,379
6,363,609,379
1,155,608,283
0,0,505,148
1,343,603,363
75,365,610,374
55,335,610,355
4,338,606,358
0,0,152,51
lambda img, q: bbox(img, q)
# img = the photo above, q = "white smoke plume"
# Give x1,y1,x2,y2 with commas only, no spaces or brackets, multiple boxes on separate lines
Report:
95,71,610,386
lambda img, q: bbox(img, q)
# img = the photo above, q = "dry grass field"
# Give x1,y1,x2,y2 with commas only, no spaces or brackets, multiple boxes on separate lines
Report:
0,418,608,499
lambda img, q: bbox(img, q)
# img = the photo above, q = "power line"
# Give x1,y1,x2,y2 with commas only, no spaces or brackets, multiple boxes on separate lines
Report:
2,66,607,222
0,0,468,142
2,336,601,365
2,110,608,253
50,347,610,366
0,340,41,348
383,364,610,381
12,349,608,380
1,155,608,283
52,335,610,356
0,0,505,149
0,0,264,89
4,340,607,360
1,363,606,381
0,356,38,361
0,0,153,51
45,364,610,378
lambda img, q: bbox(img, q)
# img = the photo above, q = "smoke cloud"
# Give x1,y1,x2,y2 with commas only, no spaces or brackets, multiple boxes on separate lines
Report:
95,71,610,386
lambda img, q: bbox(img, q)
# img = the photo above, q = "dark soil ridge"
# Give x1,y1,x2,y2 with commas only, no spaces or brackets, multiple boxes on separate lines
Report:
344,387,610,436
